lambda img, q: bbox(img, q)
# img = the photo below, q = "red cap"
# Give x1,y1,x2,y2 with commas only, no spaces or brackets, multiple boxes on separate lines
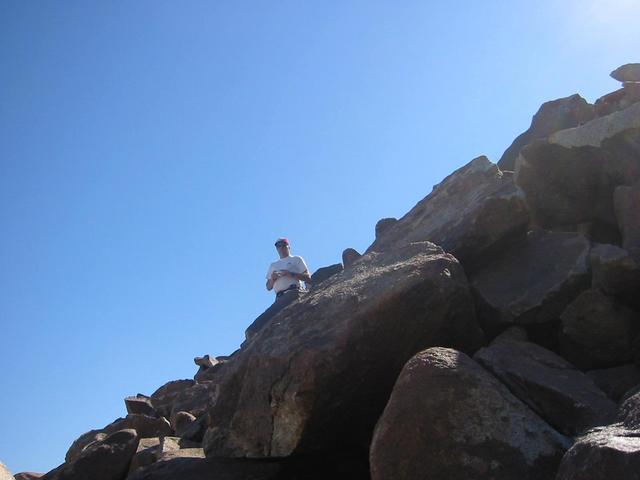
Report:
274,237,289,246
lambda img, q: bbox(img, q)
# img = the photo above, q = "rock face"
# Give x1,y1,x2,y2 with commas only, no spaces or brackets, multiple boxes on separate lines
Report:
611,63,640,83
498,94,595,171
204,242,484,458
341,248,362,268
556,425,640,480
470,230,590,332
559,289,639,370
367,156,530,269
310,263,343,286
127,458,283,480
619,390,640,429
370,348,570,480
614,185,640,264
590,243,640,309
150,380,195,419
474,339,616,435
587,365,640,402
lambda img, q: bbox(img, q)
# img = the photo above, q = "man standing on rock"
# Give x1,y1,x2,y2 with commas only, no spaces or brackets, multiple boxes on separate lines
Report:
244,237,311,341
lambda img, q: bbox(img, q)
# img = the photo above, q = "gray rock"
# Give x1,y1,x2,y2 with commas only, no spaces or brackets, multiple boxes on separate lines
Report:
374,218,397,239
498,94,595,171
590,243,640,309
170,411,197,438
310,263,343,286
127,457,282,480
167,382,219,419
125,396,157,417
341,248,362,268
587,365,640,402
556,424,640,480
367,156,530,269
559,289,639,370
157,449,205,461
370,347,570,480
128,437,160,476
150,380,195,418
471,230,590,332
474,339,616,435
611,63,640,83
619,390,640,429
14,474,43,480
614,185,640,264
204,242,484,458
491,326,528,344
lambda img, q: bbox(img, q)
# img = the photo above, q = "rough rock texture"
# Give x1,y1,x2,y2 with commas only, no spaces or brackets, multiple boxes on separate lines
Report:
164,382,218,419
125,396,157,417
150,380,195,418
157,448,205,461
549,102,640,148
619,391,640,429
594,85,640,116
611,63,640,83
614,185,640,264
45,429,139,480
0,462,14,480
370,348,570,480
492,326,529,343
367,156,530,269
587,365,640,402
470,230,590,332
559,289,639,370
474,339,616,435
341,248,362,268
128,438,161,476
590,243,640,309
127,458,283,480
310,263,343,286
170,411,197,437
498,94,595,171
556,424,640,480
204,242,484,458
14,474,42,480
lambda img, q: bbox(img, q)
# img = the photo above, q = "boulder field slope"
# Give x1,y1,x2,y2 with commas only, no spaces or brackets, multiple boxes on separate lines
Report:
15,64,640,480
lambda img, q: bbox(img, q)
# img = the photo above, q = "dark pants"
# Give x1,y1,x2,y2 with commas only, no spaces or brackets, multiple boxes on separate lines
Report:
245,287,303,341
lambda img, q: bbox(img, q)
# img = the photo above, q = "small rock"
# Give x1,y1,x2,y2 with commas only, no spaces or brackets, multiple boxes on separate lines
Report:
310,263,343,286
619,390,640,429
341,248,362,268
125,395,157,417
614,185,640,264
170,411,196,437
193,355,218,369
611,63,640,83
374,218,397,239
14,474,43,480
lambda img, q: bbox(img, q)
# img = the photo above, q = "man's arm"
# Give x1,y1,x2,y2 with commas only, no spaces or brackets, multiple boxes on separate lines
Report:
289,270,311,283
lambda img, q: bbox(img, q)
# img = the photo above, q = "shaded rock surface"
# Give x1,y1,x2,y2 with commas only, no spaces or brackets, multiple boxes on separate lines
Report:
614,185,640,264
619,391,640,429
590,243,640,309
611,63,640,83
474,339,616,435
556,424,640,480
370,347,570,480
124,396,156,417
14,474,42,480
341,248,362,267
310,263,343,286
149,380,195,419
367,156,529,269
204,242,484,458
587,365,640,402
559,289,639,370
128,458,282,480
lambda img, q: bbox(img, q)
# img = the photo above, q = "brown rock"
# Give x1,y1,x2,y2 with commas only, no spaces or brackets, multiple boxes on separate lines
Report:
309,263,343,286
125,396,157,417
341,248,362,268
150,380,195,418
594,86,640,116
587,365,640,402
65,431,107,463
491,326,528,343
611,63,640,83
167,383,219,419
559,289,639,370
128,438,160,476
374,217,397,239
474,339,616,435
556,424,640,480
127,457,282,480
470,230,590,333
370,348,569,480
170,411,197,437
590,243,640,309
498,94,595,171
367,156,530,269
157,449,205,462
14,474,43,480
204,242,484,458
614,185,640,264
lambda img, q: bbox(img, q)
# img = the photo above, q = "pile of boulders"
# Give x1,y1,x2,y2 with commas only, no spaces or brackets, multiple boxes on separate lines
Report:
13,63,640,480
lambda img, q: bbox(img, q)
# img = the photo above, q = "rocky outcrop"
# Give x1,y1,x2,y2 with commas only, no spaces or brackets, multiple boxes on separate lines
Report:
587,365,640,402
556,424,640,480
470,229,590,333
310,263,343,286
370,348,570,480
367,156,530,269
127,458,283,480
590,243,640,309
341,248,362,268
498,94,595,171
149,380,195,419
614,185,640,264
124,396,156,417
619,390,640,429
204,242,484,458
474,339,616,435
611,63,640,83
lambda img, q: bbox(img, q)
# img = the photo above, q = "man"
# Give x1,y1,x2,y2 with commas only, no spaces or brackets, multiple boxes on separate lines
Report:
244,238,311,341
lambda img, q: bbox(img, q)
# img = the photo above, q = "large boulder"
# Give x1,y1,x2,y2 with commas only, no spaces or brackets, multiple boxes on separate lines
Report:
45,429,139,480
559,289,639,370
124,396,157,417
614,185,640,264
165,382,219,419
611,63,640,83
150,380,195,418
619,390,640,429
590,243,640,309
128,438,161,476
470,229,590,333
370,347,570,480
367,156,530,269
556,424,640,480
204,242,485,458
498,94,595,171
474,339,616,435
587,365,640,402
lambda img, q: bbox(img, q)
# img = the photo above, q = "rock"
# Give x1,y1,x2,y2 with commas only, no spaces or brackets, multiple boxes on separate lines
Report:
46,429,139,480
498,94,595,171
166,382,219,419
128,437,161,476
157,449,205,461
204,242,484,458
470,230,590,333
14,474,43,480
374,218,397,239
341,248,362,268
65,430,107,463
559,289,639,370
170,411,197,437
367,156,530,269
556,424,640,480
601,128,640,187
590,243,640,309
474,339,616,435
611,63,640,83
492,325,529,343
587,365,640,402
125,395,157,417
179,415,208,443
370,347,570,480
310,263,343,286
193,355,218,368
619,390,640,429
127,458,282,480
0,462,14,480
595,86,640,118
614,185,640,264
158,437,200,456
150,380,196,418
549,102,640,148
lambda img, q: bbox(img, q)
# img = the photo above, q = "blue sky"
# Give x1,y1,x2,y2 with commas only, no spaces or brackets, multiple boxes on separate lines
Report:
1,1,638,474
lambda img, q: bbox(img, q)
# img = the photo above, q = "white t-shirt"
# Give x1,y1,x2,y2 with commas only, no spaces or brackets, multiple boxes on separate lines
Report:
266,255,309,293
